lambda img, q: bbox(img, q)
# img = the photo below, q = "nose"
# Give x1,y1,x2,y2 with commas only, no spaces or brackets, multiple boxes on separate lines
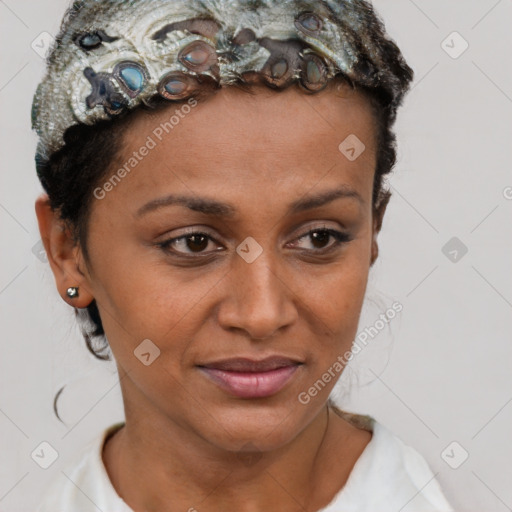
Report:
217,248,298,340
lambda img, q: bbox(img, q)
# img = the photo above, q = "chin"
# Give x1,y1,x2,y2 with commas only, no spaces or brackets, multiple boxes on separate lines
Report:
196,398,313,452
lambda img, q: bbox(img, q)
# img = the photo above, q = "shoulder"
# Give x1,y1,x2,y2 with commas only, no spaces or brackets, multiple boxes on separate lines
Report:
37,422,131,512
325,407,454,512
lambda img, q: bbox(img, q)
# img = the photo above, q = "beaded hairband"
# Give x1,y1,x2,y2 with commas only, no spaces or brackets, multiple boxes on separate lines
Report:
31,0,411,164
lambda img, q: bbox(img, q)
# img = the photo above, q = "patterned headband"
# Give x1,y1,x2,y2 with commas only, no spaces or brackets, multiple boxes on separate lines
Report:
31,0,413,164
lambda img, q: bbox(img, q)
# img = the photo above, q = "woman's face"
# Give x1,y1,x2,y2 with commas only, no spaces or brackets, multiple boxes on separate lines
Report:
75,82,381,451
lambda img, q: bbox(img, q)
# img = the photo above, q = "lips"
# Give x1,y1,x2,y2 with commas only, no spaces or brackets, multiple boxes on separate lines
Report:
197,356,302,398
199,356,301,372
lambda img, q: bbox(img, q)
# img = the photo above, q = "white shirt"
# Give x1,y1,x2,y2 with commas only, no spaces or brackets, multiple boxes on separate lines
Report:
37,412,454,512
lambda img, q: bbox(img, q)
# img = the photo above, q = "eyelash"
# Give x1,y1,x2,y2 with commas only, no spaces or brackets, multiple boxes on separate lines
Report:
156,227,353,259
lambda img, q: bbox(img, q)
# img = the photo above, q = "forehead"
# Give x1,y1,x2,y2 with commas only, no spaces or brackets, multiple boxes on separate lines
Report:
124,82,376,149
104,82,377,211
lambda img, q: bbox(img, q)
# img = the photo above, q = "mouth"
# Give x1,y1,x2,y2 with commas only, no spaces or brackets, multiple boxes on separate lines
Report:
197,356,303,398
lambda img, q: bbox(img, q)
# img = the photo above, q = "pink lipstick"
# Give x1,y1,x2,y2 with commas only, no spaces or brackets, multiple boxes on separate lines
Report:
198,357,301,398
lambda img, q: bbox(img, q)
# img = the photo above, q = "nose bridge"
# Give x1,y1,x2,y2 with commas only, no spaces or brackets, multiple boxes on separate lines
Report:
219,240,296,339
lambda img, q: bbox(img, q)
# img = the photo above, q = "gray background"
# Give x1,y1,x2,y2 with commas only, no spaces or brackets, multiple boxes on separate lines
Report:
1,1,511,510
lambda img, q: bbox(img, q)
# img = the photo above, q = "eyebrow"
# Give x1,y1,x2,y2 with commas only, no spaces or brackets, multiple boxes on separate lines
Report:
135,185,363,219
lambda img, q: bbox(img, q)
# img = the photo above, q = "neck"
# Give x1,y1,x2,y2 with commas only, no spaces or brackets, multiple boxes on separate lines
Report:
104,406,337,512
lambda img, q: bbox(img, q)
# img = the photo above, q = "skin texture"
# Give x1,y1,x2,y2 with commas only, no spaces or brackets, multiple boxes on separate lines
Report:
35,81,387,512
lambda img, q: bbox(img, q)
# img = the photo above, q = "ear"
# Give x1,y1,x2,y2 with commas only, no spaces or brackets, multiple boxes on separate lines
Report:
370,191,391,267
34,193,95,308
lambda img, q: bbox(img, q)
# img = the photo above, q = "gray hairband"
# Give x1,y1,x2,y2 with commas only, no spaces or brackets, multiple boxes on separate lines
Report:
31,0,412,164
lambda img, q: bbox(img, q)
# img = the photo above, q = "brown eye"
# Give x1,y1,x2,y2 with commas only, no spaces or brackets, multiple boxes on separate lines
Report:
184,234,209,253
157,232,222,256
291,228,352,253
310,230,331,249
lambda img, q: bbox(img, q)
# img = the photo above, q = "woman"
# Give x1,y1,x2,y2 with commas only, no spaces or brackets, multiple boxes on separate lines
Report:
32,0,453,510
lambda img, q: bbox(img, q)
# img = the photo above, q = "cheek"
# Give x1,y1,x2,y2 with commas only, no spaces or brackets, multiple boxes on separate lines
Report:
301,237,372,348
92,251,226,368
319,229,372,300
311,264,369,335
95,264,211,339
